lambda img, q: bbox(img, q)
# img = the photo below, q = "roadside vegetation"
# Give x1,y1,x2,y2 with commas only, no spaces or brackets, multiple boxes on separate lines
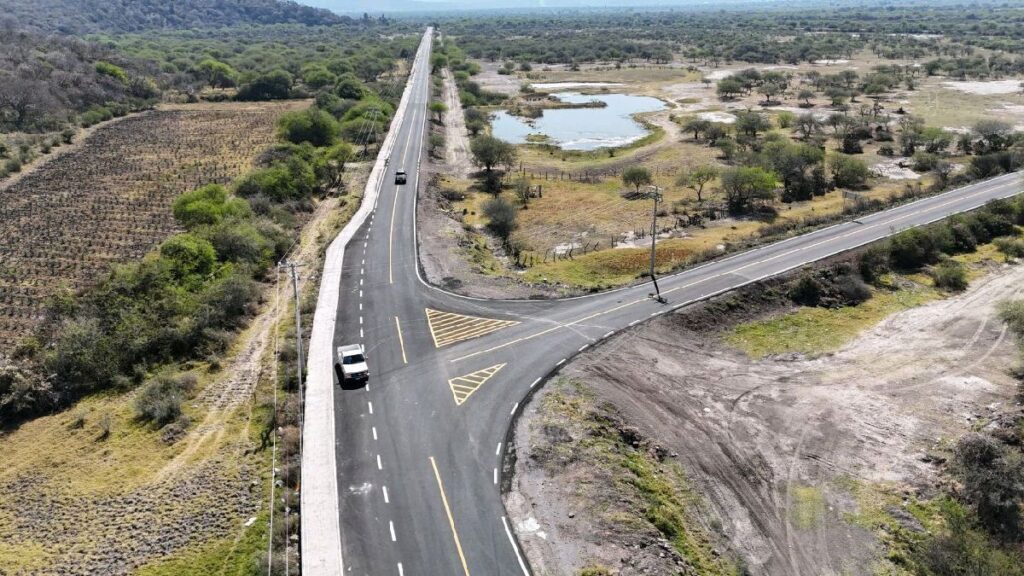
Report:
0,7,415,571
729,197,1024,357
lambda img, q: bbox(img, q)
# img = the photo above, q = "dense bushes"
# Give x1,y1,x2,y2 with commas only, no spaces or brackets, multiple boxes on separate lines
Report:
875,200,1023,273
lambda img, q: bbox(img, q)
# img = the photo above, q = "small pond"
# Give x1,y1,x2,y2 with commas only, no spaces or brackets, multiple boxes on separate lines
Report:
491,92,666,151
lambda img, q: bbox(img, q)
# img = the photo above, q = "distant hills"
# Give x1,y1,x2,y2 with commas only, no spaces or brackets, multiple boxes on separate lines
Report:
0,0,347,34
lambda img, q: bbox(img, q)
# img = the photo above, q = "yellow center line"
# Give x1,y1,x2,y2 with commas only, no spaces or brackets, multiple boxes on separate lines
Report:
429,456,471,576
450,181,1018,363
395,316,408,364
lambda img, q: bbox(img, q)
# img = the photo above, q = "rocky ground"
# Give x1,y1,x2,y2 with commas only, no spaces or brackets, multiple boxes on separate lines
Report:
508,261,1024,575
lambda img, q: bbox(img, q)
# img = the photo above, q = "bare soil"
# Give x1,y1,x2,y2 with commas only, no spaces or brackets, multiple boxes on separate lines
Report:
509,263,1024,575
442,68,474,179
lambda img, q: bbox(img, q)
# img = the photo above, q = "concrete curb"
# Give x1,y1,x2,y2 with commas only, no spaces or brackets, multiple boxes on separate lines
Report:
301,28,432,576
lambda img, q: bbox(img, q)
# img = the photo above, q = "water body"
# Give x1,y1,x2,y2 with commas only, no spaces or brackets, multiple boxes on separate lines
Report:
491,92,666,151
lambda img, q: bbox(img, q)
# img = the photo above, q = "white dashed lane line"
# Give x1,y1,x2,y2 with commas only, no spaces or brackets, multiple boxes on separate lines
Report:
377,454,383,470
382,485,389,503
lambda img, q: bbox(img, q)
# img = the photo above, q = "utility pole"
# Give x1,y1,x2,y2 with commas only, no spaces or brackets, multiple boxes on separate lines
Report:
281,261,305,409
278,260,305,576
646,185,666,303
621,184,667,303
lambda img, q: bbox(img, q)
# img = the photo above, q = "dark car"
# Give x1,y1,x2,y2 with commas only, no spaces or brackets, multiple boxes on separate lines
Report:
395,170,407,185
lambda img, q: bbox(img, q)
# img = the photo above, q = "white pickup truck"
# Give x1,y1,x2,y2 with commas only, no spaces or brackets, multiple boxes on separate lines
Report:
336,344,369,384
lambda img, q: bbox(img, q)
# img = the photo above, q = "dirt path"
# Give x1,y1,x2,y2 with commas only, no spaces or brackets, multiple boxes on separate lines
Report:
510,263,1024,575
442,68,474,179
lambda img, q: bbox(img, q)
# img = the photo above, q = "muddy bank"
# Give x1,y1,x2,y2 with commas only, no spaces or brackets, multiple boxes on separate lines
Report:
508,262,1024,575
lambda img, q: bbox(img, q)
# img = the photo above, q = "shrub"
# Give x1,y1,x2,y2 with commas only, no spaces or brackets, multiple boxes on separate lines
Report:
953,433,1024,541
913,151,939,172
134,374,193,426
889,227,941,270
995,237,1024,258
235,158,316,202
95,61,128,83
790,275,823,306
1000,300,1024,339
948,221,978,254
858,245,890,283
173,184,251,229
482,196,518,244
931,259,968,291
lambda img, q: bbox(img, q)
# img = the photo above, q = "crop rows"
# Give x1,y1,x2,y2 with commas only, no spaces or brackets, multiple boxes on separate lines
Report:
0,102,303,353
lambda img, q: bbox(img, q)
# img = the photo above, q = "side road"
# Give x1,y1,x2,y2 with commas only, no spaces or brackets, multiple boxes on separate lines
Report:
300,28,433,576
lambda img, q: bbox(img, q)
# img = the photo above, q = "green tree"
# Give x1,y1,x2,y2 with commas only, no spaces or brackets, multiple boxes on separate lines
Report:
429,101,448,123
334,73,365,100
720,166,777,214
622,166,653,193
676,165,719,203
196,59,238,88
277,108,340,147
236,69,293,101
431,53,449,74
828,153,870,189
716,77,743,99
735,111,771,138
470,135,516,172
314,142,355,193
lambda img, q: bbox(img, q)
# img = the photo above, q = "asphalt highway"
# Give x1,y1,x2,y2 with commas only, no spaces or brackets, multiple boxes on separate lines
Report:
328,30,1024,576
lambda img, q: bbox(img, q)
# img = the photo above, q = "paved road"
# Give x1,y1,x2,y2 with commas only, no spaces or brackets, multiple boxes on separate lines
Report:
327,30,1023,576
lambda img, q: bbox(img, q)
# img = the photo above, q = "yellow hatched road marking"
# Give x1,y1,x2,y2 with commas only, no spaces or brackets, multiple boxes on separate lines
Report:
448,363,506,406
425,308,519,348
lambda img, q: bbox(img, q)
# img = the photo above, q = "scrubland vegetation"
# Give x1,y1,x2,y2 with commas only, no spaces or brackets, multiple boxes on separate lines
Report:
426,3,1024,294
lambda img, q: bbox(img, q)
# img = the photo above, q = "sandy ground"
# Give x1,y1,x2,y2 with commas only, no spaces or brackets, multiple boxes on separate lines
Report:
442,68,473,179
942,79,1023,95
475,61,522,96
509,262,1024,575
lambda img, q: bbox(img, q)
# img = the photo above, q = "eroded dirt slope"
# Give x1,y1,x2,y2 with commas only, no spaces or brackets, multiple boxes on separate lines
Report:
509,264,1024,575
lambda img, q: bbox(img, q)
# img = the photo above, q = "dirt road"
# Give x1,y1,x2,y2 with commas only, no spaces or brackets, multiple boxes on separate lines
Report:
509,263,1024,575
442,68,473,179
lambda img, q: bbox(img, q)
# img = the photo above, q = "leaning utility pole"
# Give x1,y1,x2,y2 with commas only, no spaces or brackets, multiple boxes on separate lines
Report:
621,184,667,303
647,185,665,302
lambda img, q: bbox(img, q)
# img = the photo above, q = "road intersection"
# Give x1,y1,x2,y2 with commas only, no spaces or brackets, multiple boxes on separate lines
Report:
308,29,1024,576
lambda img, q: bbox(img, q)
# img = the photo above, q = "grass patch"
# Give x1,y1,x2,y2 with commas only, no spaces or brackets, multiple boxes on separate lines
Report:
790,485,826,530
727,279,939,358
524,239,695,288
135,511,268,576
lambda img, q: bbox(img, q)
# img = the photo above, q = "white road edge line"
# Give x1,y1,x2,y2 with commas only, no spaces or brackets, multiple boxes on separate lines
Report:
502,516,531,576
510,402,519,415
530,377,541,388
493,467,498,485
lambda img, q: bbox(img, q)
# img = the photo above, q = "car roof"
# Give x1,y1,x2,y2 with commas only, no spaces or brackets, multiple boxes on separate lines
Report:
337,344,363,355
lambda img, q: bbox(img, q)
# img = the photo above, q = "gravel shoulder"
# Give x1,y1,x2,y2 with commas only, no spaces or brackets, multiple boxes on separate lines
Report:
508,262,1024,575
